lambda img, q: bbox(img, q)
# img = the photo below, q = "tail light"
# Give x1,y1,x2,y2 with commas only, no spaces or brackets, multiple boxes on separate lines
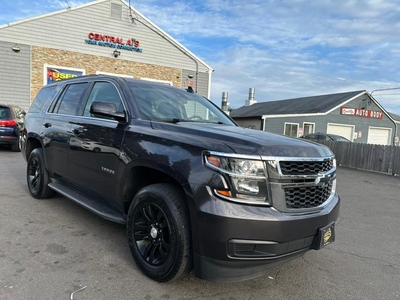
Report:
0,120,18,127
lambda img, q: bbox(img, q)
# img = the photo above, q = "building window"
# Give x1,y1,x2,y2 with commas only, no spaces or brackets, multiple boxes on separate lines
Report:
303,123,315,135
284,123,299,138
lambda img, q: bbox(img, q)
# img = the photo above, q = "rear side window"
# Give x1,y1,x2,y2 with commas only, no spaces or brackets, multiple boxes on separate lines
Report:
0,107,11,120
29,86,57,113
54,83,88,115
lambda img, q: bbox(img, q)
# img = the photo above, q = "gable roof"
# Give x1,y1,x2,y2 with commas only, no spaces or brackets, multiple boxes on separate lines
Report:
0,0,212,71
389,112,400,122
230,90,365,118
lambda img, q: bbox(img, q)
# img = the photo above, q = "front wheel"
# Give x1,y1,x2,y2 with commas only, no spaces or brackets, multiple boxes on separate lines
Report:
127,183,192,282
27,148,55,199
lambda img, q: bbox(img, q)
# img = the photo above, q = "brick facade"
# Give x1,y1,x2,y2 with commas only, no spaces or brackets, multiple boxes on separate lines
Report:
31,46,182,103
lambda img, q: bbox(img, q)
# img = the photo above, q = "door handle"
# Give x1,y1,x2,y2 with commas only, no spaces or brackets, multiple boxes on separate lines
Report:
43,122,52,128
73,128,86,134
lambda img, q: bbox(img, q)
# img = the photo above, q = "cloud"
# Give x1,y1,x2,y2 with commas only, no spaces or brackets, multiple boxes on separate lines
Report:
0,0,92,24
1,0,399,114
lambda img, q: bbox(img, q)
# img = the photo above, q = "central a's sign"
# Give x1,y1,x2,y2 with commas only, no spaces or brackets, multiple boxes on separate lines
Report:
85,32,142,53
88,32,140,47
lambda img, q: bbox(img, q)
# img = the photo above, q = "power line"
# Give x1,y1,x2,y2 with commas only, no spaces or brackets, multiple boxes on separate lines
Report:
370,87,400,94
371,93,400,96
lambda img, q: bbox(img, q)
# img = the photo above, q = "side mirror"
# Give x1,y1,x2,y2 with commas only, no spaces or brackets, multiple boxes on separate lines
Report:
90,101,126,122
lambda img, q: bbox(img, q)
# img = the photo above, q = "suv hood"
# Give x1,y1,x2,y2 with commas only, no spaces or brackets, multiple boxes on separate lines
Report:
151,122,332,158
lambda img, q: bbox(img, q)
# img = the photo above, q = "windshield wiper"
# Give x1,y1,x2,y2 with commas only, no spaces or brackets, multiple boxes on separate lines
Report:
155,118,185,123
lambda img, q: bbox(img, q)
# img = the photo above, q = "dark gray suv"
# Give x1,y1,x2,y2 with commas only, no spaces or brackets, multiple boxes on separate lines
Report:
21,75,340,283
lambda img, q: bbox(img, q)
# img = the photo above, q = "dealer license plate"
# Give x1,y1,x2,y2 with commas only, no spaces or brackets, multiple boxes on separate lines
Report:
317,222,335,249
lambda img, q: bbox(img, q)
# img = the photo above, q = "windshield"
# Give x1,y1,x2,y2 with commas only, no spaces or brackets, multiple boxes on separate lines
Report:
128,82,236,126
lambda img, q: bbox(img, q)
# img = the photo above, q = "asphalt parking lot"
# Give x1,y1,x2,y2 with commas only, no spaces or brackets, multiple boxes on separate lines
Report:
1,146,399,300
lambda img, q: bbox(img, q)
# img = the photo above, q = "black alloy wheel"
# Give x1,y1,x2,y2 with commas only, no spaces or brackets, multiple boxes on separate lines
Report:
28,156,41,194
133,202,170,266
127,183,192,282
27,148,55,199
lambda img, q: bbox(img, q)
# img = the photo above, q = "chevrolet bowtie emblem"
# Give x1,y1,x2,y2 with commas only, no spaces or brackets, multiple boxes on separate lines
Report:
315,173,330,184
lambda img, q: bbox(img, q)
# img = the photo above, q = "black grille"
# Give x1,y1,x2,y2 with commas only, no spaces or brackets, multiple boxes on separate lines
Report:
285,182,332,209
279,160,333,175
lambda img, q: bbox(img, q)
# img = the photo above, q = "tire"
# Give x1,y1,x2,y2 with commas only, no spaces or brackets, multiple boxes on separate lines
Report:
27,148,55,199
127,183,192,282
11,142,21,152
11,139,20,152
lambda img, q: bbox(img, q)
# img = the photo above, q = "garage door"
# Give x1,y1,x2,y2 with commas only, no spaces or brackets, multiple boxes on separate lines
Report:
367,127,391,145
327,124,354,141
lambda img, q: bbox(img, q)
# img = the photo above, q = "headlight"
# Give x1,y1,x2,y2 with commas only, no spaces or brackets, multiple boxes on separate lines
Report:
205,154,270,205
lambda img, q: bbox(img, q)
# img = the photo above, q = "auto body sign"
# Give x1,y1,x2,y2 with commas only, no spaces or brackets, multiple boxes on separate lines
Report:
340,107,383,119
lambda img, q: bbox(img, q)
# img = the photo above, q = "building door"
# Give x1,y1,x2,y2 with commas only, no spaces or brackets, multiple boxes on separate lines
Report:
327,123,354,141
367,127,391,145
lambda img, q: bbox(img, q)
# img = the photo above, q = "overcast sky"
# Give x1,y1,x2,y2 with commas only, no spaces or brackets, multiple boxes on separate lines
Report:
2,0,400,114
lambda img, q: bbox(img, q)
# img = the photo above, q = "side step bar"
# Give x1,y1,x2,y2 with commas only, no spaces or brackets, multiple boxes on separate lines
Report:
48,181,126,224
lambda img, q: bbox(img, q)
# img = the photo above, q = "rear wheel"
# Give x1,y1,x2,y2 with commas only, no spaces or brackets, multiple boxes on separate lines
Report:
27,148,55,199
127,183,192,282
11,139,20,152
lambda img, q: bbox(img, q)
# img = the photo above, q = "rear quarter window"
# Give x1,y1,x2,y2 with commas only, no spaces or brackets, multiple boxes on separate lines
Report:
0,107,11,119
29,86,58,113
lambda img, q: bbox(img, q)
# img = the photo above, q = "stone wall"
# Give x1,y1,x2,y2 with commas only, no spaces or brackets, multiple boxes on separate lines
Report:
31,46,182,103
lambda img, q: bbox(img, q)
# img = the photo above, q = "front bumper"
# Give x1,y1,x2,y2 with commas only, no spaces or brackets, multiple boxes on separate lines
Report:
190,185,340,282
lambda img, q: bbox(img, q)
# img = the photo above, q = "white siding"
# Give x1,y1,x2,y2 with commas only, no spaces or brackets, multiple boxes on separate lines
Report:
0,42,31,110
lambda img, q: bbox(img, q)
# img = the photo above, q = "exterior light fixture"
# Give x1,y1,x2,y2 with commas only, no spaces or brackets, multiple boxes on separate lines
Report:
12,44,20,52
113,49,121,58
188,74,194,79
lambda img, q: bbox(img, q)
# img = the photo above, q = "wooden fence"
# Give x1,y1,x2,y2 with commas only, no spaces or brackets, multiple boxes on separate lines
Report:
321,141,400,176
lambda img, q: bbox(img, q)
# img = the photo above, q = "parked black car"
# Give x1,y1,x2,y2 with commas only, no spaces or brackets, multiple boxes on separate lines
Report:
301,132,351,143
21,75,340,283
0,104,25,152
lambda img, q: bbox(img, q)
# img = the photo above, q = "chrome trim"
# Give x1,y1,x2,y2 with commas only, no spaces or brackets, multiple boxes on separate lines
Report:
205,160,266,179
205,151,262,160
260,155,335,161
213,189,271,206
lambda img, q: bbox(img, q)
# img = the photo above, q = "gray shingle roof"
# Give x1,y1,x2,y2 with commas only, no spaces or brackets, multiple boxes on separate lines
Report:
389,112,400,122
230,90,365,118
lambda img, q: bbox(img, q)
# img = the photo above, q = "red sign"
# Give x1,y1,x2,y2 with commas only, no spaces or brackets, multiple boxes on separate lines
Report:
184,79,195,87
88,32,140,47
340,107,383,119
